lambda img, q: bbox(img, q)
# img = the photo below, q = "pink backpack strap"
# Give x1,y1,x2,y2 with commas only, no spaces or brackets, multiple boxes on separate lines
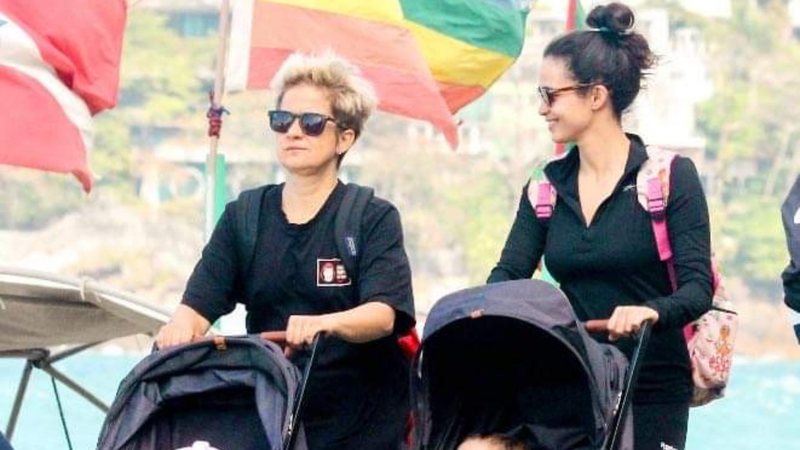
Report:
526,178,557,220
534,180,556,219
527,154,566,220
638,147,679,290
647,177,677,290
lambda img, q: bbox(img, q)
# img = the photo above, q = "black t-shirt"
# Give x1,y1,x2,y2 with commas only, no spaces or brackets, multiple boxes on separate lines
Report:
488,134,713,404
183,181,415,448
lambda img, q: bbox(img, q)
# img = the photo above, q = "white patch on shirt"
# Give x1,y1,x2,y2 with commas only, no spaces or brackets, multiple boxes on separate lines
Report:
660,442,679,450
793,206,800,224
316,258,351,287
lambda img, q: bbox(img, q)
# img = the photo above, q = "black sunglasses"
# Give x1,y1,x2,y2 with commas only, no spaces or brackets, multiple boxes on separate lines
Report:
268,110,340,136
537,83,598,107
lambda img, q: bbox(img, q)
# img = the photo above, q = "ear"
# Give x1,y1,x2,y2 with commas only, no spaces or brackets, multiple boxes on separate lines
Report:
336,128,357,155
590,84,611,112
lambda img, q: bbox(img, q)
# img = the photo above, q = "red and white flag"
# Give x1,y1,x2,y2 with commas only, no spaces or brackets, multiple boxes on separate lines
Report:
0,0,126,192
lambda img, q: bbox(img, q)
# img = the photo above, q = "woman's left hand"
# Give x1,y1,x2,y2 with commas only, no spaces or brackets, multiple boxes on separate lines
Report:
607,306,659,341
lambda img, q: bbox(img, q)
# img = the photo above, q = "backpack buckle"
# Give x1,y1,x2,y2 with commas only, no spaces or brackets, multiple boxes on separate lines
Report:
535,181,554,219
647,196,666,221
535,203,554,219
646,177,666,221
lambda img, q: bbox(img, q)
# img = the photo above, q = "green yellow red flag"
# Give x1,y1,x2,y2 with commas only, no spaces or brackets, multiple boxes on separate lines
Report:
226,0,529,149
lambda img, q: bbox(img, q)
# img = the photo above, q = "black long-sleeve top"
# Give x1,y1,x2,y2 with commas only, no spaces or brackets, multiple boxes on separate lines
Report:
488,134,713,403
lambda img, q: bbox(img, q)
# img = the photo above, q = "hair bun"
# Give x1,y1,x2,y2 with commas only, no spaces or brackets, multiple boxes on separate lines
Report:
586,2,635,36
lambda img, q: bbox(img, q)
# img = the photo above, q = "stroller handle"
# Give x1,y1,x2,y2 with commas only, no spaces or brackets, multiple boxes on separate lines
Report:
260,331,287,346
584,319,654,337
584,319,609,334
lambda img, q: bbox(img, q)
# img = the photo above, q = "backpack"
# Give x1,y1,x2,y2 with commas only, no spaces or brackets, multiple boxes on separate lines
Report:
530,147,738,407
232,183,420,358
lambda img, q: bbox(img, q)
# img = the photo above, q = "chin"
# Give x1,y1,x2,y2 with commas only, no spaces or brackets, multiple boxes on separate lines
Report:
279,158,337,177
548,127,579,144
549,133,571,145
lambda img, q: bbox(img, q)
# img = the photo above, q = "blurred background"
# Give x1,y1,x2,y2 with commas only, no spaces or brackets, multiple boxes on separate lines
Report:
1,0,799,448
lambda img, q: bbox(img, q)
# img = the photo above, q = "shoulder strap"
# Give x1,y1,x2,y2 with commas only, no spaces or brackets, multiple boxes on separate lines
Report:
234,185,275,297
637,146,678,290
527,163,561,220
334,183,374,280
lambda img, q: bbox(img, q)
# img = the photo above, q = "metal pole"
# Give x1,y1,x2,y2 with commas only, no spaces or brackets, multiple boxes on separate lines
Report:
42,365,110,413
6,361,34,440
205,0,232,240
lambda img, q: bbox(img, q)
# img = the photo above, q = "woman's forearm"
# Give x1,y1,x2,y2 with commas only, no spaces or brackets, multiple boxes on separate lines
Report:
326,301,396,343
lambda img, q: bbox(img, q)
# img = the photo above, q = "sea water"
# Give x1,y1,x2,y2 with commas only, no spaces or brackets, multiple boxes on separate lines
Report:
0,355,798,450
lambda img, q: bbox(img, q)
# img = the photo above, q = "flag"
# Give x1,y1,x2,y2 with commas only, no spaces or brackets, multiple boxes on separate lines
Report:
226,0,528,149
566,0,586,32
0,0,126,192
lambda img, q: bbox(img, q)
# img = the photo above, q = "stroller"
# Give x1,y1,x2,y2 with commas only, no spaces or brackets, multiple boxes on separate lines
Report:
411,280,650,450
96,333,318,450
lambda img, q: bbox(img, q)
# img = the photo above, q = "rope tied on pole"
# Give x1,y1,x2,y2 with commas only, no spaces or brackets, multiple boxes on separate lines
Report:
206,91,230,138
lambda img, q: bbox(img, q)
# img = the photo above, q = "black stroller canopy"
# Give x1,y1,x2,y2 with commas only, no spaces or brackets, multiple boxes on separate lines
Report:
413,280,631,450
96,336,306,450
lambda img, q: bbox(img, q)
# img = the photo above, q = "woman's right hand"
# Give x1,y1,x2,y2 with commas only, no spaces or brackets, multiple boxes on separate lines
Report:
155,321,195,349
154,305,211,349
607,305,658,341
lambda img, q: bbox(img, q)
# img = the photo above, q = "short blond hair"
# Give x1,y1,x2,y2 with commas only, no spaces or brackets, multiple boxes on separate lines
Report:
270,51,378,139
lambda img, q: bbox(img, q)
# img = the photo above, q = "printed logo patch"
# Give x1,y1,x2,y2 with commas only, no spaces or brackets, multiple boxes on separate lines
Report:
317,258,351,287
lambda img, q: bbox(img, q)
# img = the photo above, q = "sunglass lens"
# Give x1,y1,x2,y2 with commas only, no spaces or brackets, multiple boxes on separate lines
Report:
300,113,327,136
269,110,294,133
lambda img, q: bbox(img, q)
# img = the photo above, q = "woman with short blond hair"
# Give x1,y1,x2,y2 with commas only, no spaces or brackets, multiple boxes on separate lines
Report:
157,52,415,449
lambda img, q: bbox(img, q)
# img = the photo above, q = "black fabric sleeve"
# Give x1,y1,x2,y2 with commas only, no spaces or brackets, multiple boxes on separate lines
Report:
644,157,713,329
487,182,548,283
181,202,240,323
783,261,800,312
357,199,416,334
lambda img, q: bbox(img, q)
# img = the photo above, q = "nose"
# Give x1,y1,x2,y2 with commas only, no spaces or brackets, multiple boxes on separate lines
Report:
538,100,549,116
285,116,304,138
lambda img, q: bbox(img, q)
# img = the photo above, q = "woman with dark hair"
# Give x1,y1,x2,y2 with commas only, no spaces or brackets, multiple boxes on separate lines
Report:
488,3,712,449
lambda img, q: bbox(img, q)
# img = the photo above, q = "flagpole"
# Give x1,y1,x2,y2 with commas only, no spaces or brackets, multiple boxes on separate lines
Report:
205,0,232,240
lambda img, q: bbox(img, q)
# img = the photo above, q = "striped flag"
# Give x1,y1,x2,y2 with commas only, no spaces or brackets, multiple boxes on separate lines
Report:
566,0,586,31
0,0,126,192
226,0,528,149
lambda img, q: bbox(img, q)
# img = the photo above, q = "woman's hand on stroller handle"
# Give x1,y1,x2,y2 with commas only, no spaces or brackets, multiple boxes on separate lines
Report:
261,329,323,358
585,306,658,341
155,305,212,349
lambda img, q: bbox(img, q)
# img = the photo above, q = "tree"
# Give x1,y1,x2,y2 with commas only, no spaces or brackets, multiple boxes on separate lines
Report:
685,0,800,293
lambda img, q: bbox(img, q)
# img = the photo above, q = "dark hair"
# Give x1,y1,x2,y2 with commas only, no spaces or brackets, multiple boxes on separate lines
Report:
543,2,655,118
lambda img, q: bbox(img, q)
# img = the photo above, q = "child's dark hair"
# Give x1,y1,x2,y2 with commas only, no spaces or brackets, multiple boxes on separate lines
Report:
462,434,531,450
543,2,655,118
